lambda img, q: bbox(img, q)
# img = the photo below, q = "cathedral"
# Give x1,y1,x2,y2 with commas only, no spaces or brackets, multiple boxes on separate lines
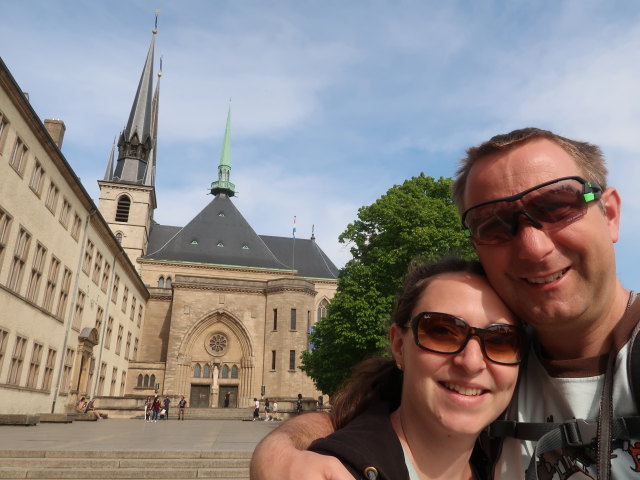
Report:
0,27,337,416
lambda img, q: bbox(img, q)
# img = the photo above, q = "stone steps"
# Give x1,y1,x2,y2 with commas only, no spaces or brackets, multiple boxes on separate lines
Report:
0,451,251,479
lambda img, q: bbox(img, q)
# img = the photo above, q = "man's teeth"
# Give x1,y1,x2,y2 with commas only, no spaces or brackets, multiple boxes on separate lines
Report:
527,270,564,284
443,383,483,396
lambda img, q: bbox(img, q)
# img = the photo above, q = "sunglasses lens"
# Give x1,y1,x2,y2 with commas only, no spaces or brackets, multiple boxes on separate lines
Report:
464,179,589,245
414,313,524,365
417,314,468,353
482,325,523,364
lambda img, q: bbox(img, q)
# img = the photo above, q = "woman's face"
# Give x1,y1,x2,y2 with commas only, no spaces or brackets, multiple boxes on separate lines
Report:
390,272,520,438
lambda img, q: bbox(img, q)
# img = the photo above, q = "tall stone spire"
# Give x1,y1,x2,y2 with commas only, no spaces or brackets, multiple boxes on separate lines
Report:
103,138,115,181
112,28,157,184
210,105,236,197
144,58,162,188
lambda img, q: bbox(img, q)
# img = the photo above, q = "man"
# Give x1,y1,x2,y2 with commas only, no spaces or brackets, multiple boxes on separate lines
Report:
250,128,639,479
163,396,170,420
178,396,187,421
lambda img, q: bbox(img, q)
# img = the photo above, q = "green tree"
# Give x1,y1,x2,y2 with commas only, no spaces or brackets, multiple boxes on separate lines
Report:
301,174,475,395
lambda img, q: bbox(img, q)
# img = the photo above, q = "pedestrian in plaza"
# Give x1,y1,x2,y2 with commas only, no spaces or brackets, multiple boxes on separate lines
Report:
144,396,152,422
264,398,271,421
163,396,170,420
295,394,303,415
178,396,187,421
151,395,161,422
224,391,230,408
253,398,260,421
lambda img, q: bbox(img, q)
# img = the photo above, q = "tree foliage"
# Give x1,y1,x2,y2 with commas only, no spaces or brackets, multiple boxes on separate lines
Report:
300,174,475,395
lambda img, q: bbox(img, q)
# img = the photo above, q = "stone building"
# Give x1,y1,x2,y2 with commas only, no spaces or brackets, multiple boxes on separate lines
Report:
0,57,148,415
0,28,338,415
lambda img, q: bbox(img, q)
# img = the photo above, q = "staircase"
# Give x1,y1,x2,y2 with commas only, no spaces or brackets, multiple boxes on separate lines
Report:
0,450,251,479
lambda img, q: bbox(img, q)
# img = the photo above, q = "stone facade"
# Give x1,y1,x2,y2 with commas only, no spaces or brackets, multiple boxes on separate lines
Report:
0,59,148,415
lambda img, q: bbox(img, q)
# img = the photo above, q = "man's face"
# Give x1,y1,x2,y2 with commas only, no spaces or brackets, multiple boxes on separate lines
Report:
463,139,621,337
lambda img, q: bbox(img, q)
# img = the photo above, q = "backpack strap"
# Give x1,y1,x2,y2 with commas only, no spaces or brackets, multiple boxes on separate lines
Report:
628,291,640,409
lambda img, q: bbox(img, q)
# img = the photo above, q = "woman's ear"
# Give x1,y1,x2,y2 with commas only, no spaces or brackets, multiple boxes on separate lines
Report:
390,324,406,371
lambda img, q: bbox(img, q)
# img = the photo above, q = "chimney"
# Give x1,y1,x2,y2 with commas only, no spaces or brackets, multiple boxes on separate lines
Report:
44,119,66,149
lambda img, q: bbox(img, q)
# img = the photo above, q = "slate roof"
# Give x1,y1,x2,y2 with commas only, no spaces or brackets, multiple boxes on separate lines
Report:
143,195,339,279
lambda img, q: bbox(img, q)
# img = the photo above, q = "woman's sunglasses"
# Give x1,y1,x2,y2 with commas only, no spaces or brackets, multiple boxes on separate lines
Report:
461,176,602,245
409,312,527,365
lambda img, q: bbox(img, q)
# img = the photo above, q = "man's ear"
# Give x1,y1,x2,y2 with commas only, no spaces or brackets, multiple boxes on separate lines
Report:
600,187,622,243
390,324,406,370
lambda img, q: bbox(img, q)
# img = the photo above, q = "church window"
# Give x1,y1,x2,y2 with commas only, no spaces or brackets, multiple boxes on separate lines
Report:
203,364,211,378
115,196,131,222
271,351,276,370
217,242,224,247
191,240,198,245
208,333,228,355
317,299,329,322
165,277,172,288
150,374,156,388
222,365,229,378
242,244,249,249
218,212,225,217
157,276,164,288
231,365,238,378
290,308,297,331
193,364,201,378
273,309,278,331
143,374,149,388
137,374,143,387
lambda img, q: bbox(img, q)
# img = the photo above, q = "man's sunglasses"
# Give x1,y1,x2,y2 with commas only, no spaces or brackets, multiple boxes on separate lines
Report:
461,176,602,245
409,312,526,365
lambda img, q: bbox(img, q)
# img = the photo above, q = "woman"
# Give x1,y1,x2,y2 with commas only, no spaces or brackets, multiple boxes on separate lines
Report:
309,258,526,480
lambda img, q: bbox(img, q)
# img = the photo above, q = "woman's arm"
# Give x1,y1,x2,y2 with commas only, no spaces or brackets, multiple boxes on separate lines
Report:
250,412,353,480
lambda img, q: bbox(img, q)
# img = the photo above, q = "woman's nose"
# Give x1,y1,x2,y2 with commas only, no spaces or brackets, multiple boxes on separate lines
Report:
452,336,487,373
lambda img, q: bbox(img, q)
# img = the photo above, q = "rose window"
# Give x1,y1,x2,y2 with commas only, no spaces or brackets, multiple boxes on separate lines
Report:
208,333,228,356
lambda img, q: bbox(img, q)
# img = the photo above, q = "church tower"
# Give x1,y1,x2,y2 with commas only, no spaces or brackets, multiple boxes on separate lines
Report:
98,27,160,269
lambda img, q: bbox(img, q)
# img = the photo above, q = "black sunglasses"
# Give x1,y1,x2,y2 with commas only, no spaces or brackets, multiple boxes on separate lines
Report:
409,312,526,365
461,176,602,245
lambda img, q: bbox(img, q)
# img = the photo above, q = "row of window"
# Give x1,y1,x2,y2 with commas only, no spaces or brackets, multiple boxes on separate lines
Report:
193,363,239,379
0,204,74,319
0,325,129,397
157,276,172,288
271,299,329,332
0,327,60,392
0,110,84,243
136,373,157,389
270,349,298,371
96,361,127,397
94,308,139,361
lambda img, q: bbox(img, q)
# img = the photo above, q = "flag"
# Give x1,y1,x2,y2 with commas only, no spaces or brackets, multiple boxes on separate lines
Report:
292,216,296,239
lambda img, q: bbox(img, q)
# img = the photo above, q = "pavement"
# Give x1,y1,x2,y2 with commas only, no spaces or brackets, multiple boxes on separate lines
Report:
0,418,279,452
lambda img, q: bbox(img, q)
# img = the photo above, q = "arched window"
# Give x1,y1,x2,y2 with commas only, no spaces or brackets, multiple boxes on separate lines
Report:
115,196,131,222
166,277,172,288
158,276,164,288
222,365,229,378
231,365,239,379
143,375,149,387
150,374,156,388
317,299,329,323
194,364,201,378
115,232,123,244
203,364,211,378
137,374,143,387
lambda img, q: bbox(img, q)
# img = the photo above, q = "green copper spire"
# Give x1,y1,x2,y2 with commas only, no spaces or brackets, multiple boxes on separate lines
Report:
210,105,236,197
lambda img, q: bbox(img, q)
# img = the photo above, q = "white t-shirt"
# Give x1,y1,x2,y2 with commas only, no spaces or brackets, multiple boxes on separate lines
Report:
495,297,640,479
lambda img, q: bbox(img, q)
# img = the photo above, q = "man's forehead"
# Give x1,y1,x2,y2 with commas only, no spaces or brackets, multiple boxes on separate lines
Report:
463,139,581,203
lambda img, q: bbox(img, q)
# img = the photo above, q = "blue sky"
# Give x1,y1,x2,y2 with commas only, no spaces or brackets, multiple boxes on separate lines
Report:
2,1,640,287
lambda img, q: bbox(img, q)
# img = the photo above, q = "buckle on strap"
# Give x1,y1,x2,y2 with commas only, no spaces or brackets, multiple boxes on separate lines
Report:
562,419,597,447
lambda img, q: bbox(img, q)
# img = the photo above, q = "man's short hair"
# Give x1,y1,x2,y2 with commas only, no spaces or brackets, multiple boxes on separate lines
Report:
452,127,609,213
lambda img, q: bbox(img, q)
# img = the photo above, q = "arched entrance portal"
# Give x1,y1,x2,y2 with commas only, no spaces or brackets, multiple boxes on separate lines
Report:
176,310,254,408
